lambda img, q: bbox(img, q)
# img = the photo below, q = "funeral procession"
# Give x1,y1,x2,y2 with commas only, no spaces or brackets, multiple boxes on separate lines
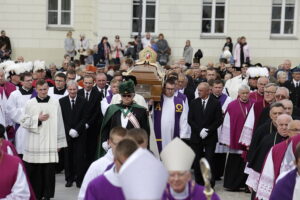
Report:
1,0,300,200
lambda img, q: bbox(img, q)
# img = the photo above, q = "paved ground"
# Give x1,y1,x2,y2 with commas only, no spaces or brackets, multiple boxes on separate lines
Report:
54,173,250,200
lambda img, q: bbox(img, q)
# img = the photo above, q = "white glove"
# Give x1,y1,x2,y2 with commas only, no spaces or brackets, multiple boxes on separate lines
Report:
102,141,110,152
200,128,209,139
85,123,89,129
69,129,79,138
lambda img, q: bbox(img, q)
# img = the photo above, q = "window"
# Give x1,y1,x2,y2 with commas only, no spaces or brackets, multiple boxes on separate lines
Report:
48,0,72,27
132,0,157,34
202,0,226,34
271,0,296,35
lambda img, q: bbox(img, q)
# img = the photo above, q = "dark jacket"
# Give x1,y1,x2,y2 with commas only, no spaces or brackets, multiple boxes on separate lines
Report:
188,96,223,143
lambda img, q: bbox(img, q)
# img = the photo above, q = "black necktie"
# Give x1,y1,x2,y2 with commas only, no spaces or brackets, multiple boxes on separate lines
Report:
71,99,75,110
100,89,104,97
202,100,206,112
85,92,89,101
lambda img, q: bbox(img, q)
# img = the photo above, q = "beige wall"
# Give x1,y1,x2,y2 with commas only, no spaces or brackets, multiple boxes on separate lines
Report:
0,0,300,67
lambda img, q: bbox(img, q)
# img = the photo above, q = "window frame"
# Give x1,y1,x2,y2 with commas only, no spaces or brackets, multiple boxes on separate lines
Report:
270,0,297,38
200,0,228,37
47,0,74,29
131,0,159,36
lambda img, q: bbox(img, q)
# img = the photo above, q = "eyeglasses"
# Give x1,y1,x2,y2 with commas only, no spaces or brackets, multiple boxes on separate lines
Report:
289,129,300,132
55,80,65,83
165,88,175,91
122,94,132,98
264,91,276,94
24,79,33,82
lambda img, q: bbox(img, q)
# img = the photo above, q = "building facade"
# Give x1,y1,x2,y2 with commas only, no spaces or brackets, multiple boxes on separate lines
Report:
0,0,300,67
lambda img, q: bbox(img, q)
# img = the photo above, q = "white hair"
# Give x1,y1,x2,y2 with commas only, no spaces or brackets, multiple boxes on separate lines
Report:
276,87,290,98
238,84,250,92
67,80,78,88
277,71,288,78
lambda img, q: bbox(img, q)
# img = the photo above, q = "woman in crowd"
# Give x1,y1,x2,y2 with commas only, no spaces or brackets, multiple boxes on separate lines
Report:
64,31,76,61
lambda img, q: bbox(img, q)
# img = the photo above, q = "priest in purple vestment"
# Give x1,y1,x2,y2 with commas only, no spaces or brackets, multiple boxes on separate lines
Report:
255,120,300,200
161,138,220,200
248,77,268,103
270,143,300,200
85,138,138,200
220,84,253,191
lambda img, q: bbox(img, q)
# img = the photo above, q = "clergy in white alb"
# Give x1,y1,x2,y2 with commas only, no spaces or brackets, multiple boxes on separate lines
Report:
153,78,189,152
6,72,36,155
20,79,67,200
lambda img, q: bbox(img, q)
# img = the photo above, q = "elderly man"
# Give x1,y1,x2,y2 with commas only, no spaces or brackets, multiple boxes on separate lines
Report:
246,114,292,197
255,120,300,200
249,77,269,103
220,84,253,191
269,142,300,200
161,138,220,200
97,80,149,158
59,80,88,188
239,83,277,146
188,82,223,187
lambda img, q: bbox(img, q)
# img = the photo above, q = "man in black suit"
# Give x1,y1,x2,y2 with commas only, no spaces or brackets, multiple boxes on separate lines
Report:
78,75,102,166
94,72,110,100
284,66,300,108
60,80,88,188
188,82,223,187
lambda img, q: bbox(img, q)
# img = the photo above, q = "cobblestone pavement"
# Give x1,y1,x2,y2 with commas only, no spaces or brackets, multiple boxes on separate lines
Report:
54,173,250,200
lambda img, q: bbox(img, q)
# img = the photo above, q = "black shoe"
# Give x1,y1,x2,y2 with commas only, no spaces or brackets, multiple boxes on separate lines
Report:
65,181,73,187
76,182,82,188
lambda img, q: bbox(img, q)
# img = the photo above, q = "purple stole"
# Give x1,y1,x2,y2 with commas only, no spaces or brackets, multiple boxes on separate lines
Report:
272,139,290,181
177,91,187,102
104,162,114,172
162,181,220,200
0,153,20,198
154,96,184,152
227,99,253,150
219,94,227,106
269,168,297,200
106,90,113,104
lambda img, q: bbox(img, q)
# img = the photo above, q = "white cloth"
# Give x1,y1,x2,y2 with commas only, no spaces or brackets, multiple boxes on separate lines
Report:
239,104,255,146
224,75,247,99
215,96,231,153
47,87,68,100
141,37,151,48
21,97,67,163
293,173,300,200
6,90,32,154
101,97,110,116
120,108,129,128
256,148,275,200
170,183,189,199
78,149,114,200
1,164,30,200
76,38,89,50
0,104,6,127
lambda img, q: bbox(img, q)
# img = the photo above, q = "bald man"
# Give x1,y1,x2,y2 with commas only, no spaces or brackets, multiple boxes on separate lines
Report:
249,77,269,103
246,114,292,197
188,82,223,187
256,120,300,200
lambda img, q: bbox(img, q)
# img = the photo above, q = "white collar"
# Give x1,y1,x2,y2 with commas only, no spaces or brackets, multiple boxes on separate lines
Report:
105,148,114,162
293,79,300,85
104,166,120,187
170,183,189,199
69,96,77,102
